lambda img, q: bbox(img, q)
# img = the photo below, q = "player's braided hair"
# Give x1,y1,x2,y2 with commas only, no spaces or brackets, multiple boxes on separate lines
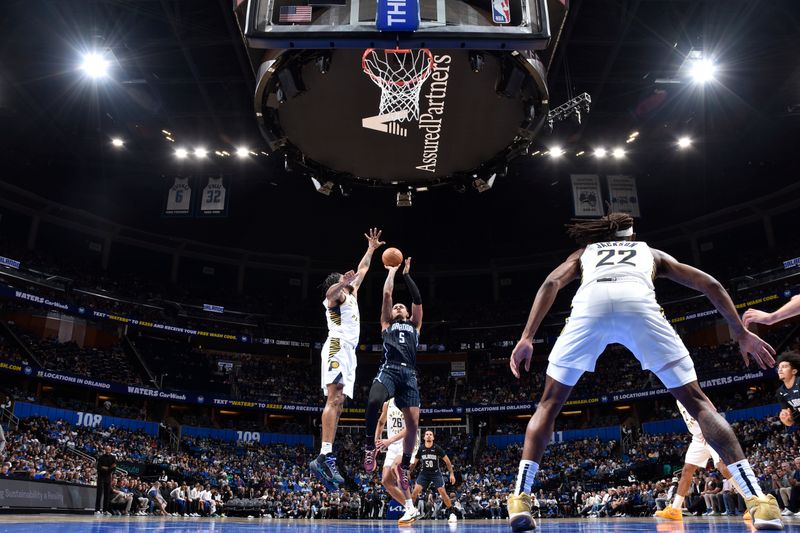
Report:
322,272,342,291
565,212,635,246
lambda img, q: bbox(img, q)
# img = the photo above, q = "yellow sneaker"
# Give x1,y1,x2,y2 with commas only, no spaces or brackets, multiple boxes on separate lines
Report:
745,494,783,530
744,510,751,520
508,493,536,532
655,506,683,520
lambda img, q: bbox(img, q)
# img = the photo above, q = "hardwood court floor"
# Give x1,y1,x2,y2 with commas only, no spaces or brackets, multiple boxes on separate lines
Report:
0,515,796,532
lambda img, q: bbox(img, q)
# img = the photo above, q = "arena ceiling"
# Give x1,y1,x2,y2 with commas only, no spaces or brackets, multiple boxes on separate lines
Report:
0,0,798,261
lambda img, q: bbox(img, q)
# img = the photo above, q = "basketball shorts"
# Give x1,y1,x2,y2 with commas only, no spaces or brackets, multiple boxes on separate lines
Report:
321,337,357,399
384,443,402,469
546,293,693,388
374,363,420,409
684,437,721,468
383,441,419,469
415,470,445,490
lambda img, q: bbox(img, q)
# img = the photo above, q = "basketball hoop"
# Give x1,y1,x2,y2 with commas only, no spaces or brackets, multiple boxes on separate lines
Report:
362,48,434,122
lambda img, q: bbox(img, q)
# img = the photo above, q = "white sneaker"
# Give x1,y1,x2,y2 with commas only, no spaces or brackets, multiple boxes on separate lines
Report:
398,507,421,526
448,513,457,522
781,508,793,516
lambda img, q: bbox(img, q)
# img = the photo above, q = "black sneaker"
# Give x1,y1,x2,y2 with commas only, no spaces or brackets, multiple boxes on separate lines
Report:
310,453,342,491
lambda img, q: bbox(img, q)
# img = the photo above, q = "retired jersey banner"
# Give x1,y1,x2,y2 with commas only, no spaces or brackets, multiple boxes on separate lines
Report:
570,174,604,217
198,176,228,217
607,175,641,217
164,177,192,216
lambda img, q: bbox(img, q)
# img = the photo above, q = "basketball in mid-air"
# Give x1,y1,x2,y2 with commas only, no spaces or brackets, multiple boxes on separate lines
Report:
382,247,403,267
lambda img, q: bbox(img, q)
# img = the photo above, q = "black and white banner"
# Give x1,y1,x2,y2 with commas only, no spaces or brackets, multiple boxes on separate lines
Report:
607,175,641,217
570,174,604,217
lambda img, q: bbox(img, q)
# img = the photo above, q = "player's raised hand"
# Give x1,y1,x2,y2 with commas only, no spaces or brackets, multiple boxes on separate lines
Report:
743,308,772,328
365,228,385,252
734,329,776,369
510,338,533,378
342,270,358,285
403,257,412,275
385,264,400,274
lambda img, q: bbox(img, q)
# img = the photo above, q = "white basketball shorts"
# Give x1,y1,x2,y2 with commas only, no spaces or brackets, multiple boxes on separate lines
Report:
384,442,403,469
321,337,357,399
546,282,693,388
684,437,721,468
383,441,418,469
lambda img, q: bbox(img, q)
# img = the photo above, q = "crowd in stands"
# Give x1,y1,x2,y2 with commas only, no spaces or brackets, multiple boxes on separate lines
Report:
3,319,796,415
4,406,800,520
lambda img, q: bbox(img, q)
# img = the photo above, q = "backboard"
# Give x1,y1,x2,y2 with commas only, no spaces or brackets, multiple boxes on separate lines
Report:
241,0,551,50
232,0,567,190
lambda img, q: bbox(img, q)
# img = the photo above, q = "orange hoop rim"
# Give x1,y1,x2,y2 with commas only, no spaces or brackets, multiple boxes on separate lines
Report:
361,48,434,87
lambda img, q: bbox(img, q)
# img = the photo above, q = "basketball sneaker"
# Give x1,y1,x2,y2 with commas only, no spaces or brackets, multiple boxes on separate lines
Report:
448,513,458,522
745,494,783,530
507,493,536,532
364,445,378,473
309,454,343,491
398,506,421,526
655,507,683,520
393,462,411,492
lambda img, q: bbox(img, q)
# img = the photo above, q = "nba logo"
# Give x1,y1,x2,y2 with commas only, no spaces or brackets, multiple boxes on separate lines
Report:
492,0,510,24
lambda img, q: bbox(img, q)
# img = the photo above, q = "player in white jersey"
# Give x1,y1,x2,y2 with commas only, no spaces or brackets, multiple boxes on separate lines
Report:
310,228,385,491
375,398,419,507
506,213,782,532
655,400,746,521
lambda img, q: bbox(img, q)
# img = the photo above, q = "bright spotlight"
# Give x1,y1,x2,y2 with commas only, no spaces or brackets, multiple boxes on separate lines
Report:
550,146,564,158
689,59,716,84
175,148,188,159
80,52,110,79
236,147,249,158
593,148,607,159
677,136,692,149
194,147,207,158
612,147,625,159
110,138,124,148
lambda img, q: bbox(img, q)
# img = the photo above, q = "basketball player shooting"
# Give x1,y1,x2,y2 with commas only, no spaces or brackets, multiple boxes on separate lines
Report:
309,228,384,491
506,213,782,532
363,256,424,526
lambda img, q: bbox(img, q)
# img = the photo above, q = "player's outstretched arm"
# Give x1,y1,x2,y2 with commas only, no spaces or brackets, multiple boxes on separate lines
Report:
403,257,423,331
652,248,776,369
352,228,385,293
380,265,399,330
510,248,583,378
744,295,800,328
326,270,358,308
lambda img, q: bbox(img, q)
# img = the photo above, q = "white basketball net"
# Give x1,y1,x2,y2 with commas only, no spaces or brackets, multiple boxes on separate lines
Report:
362,48,434,122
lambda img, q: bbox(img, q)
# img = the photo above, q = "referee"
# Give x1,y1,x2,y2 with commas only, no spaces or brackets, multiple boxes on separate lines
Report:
411,430,458,522
776,353,800,426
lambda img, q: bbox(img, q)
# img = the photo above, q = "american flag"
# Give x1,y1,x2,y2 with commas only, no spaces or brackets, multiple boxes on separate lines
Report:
279,5,313,22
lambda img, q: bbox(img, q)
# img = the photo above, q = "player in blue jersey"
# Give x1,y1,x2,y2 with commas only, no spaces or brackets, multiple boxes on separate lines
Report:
363,257,423,525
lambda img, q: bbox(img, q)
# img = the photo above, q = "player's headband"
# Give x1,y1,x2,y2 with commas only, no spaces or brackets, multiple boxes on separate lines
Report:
615,227,634,237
